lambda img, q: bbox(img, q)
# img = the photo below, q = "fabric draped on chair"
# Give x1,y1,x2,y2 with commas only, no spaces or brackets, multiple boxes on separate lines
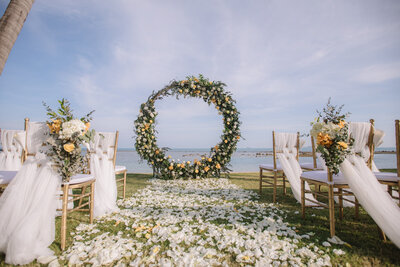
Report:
0,122,61,264
371,129,385,172
86,132,119,218
340,122,400,248
0,130,25,171
275,133,319,205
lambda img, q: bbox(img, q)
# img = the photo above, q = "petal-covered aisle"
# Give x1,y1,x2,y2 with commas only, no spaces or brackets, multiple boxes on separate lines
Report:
60,179,333,266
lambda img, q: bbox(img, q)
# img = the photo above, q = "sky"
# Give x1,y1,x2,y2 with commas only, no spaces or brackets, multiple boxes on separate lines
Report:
0,0,399,149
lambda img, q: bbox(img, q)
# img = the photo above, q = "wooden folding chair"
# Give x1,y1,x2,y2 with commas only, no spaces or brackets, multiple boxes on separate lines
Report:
112,131,127,199
24,118,95,250
0,129,26,195
300,136,323,171
375,119,400,204
259,131,299,202
301,121,375,237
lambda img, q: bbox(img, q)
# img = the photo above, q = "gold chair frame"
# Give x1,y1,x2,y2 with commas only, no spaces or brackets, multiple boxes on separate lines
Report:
300,136,319,171
259,131,300,203
0,129,26,195
300,120,376,237
112,131,127,199
24,118,95,250
376,119,400,204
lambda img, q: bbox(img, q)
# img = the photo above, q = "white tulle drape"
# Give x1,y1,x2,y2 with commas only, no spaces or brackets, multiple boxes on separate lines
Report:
86,132,119,218
340,122,400,248
0,155,60,264
340,156,400,248
275,133,319,205
0,130,25,171
0,122,62,264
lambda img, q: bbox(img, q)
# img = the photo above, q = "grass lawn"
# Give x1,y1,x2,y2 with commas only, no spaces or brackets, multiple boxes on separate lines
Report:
0,171,399,266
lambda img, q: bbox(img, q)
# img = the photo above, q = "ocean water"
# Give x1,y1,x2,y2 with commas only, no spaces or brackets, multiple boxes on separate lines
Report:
116,148,397,173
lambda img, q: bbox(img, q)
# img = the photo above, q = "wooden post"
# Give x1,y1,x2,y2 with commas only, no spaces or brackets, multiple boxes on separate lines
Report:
113,131,119,168
301,178,305,219
259,168,262,194
23,118,29,161
395,120,400,178
123,170,126,199
311,136,317,169
338,188,343,220
367,119,375,170
61,184,69,250
296,132,300,161
327,170,335,237
90,182,94,224
272,131,277,202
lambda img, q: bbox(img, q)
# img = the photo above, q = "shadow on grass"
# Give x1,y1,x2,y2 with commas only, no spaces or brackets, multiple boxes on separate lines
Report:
228,172,400,266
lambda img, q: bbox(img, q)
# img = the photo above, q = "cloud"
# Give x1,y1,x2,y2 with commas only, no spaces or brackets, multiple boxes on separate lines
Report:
353,63,400,83
1,0,400,149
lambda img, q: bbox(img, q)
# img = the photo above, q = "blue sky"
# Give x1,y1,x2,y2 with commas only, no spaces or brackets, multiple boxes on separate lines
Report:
0,0,399,148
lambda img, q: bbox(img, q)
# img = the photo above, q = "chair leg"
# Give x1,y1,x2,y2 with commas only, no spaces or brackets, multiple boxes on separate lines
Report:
328,184,335,237
378,226,388,242
355,197,359,219
259,168,262,194
338,188,343,220
301,179,305,219
273,171,277,203
283,175,286,195
61,184,69,250
90,182,94,224
123,170,127,199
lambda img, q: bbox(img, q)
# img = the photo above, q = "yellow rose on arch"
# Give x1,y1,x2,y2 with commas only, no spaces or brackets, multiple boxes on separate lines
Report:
134,75,241,180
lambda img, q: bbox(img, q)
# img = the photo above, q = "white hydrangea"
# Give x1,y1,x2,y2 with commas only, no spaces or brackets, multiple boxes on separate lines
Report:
59,119,86,139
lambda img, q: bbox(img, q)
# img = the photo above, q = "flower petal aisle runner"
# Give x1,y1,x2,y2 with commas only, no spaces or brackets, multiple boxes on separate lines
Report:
61,178,334,266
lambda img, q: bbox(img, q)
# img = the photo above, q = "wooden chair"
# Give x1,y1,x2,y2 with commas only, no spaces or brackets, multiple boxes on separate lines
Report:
259,131,299,202
24,118,95,250
300,121,375,237
0,129,26,195
375,119,400,204
300,136,323,171
112,131,127,199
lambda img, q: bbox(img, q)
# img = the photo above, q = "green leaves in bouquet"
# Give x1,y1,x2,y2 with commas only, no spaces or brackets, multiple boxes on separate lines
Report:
44,98,95,182
312,98,353,175
317,97,350,124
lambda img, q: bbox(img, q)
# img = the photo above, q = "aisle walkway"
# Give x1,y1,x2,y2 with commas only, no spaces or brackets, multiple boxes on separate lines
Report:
60,178,333,266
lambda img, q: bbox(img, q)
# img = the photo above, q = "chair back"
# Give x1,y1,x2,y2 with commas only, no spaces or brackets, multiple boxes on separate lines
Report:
310,135,318,169
24,118,49,158
272,131,300,169
396,120,400,177
89,131,118,166
0,129,26,170
349,120,374,169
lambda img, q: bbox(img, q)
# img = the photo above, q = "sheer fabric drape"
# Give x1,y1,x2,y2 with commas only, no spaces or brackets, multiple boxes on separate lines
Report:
340,122,400,248
0,122,61,264
0,130,25,171
86,132,119,218
275,133,319,205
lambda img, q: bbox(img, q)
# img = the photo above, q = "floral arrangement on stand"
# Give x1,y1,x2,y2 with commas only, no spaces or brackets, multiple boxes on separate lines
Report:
44,99,95,182
310,99,353,174
134,75,241,180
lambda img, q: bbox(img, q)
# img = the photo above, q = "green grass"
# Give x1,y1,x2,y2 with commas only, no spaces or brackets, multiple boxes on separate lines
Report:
229,172,400,266
0,171,399,266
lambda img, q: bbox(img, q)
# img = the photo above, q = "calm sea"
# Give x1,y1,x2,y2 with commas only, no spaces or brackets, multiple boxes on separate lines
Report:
116,148,397,173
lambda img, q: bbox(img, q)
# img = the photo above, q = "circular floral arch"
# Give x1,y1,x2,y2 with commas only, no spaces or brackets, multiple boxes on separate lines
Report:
134,75,241,179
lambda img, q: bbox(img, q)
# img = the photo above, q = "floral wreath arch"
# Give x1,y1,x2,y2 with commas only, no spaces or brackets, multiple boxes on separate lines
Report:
134,75,241,179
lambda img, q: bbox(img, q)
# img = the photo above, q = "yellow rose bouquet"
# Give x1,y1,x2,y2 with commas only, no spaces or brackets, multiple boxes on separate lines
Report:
310,98,353,174
43,99,95,182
